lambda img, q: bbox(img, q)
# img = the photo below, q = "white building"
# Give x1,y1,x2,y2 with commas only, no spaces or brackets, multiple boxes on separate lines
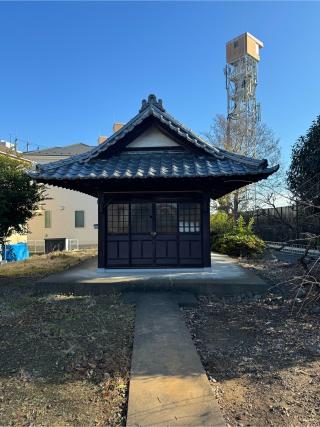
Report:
0,139,17,150
23,143,99,249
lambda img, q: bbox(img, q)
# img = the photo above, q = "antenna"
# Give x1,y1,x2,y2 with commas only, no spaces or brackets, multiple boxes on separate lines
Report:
225,32,263,156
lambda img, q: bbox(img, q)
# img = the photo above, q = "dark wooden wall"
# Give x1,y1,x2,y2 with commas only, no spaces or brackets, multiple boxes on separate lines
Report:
97,192,211,269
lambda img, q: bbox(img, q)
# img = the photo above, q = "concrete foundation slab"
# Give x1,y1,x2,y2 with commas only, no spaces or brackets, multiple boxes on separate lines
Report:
126,293,225,426
34,253,268,296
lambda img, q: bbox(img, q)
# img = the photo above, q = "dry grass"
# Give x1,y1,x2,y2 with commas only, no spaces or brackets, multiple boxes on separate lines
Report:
0,290,134,426
0,249,135,426
0,249,97,282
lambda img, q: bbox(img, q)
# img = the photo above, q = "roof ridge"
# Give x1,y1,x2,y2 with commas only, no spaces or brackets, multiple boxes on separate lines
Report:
33,95,268,173
33,107,154,171
217,147,267,167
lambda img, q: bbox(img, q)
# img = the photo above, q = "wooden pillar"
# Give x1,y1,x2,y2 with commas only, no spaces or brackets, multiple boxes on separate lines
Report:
98,194,106,269
202,193,211,267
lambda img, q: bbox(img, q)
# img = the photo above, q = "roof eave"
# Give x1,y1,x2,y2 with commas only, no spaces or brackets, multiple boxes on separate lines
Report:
27,163,279,182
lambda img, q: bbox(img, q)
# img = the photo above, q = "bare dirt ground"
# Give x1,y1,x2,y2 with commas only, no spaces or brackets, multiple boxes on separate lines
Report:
0,251,135,426
184,254,320,427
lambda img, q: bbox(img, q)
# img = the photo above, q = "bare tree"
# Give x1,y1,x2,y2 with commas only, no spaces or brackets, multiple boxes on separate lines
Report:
206,114,283,219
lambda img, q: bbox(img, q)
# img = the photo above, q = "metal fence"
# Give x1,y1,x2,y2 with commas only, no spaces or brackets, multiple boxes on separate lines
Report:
266,241,320,256
243,205,320,242
27,240,45,254
68,239,79,251
28,239,79,254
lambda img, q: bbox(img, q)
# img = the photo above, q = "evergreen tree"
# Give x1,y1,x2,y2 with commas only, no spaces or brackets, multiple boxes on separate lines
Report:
0,154,45,246
287,116,320,206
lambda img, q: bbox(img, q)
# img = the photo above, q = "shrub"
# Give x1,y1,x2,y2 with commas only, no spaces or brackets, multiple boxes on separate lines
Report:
210,211,234,236
211,213,265,257
215,233,265,257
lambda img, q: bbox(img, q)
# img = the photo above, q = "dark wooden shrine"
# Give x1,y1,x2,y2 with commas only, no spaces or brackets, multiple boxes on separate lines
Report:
30,95,278,269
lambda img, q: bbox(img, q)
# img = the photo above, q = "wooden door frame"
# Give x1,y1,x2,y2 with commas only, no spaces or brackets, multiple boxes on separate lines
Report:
98,192,210,269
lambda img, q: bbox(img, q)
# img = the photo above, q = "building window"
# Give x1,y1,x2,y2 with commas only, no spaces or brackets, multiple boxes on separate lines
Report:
75,210,85,228
179,202,201,233
107,203,129,234
44,210,52,228
156,202,177,233
131,203,152,233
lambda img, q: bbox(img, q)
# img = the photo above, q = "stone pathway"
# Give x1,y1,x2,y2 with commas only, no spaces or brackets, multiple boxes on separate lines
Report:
126,293,225,427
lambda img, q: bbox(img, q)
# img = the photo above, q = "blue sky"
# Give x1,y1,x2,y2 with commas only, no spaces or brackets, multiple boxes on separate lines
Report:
1,1,320,167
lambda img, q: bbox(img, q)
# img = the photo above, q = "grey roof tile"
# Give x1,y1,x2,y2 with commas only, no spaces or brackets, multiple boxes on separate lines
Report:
29,94,279,182
29,151,277,181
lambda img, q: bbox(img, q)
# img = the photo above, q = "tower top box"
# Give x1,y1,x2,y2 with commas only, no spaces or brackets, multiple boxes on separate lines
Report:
226,32,264,64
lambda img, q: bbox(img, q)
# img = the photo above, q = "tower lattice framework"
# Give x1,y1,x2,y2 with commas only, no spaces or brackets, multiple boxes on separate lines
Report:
225,33,263,157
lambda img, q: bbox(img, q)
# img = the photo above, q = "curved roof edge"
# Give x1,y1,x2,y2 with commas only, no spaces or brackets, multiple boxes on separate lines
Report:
31,94,274,176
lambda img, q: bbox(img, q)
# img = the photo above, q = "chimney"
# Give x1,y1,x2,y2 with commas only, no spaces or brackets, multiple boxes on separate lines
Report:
98,136,108,145
113,122,124,133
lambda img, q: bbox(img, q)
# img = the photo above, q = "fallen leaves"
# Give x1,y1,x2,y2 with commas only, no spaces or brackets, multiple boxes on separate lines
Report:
0,290,135,427
184,296,320,427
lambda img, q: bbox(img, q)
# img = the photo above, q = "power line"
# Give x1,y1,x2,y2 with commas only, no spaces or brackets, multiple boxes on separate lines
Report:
3,134,49,152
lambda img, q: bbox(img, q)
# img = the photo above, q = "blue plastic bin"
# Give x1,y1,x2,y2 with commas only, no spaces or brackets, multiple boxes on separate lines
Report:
4,243,30,262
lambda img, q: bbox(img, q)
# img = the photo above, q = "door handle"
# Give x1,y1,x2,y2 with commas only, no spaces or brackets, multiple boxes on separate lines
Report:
150,231,157,237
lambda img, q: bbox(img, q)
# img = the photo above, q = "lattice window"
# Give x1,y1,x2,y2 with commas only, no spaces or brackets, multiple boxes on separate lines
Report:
107,203,129,234
156,202,177,233
179,203,201,233
131,203,152,233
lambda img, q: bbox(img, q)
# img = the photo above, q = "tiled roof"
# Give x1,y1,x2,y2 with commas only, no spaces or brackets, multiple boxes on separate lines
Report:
29,151,278,181
29,94,278,182
24,143,94,157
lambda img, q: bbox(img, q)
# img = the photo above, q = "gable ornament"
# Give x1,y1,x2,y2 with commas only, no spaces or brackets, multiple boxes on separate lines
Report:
139,94,165,113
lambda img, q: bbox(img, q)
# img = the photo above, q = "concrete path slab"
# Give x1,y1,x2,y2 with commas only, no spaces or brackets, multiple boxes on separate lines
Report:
126,293,225,427
35,253,267,296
